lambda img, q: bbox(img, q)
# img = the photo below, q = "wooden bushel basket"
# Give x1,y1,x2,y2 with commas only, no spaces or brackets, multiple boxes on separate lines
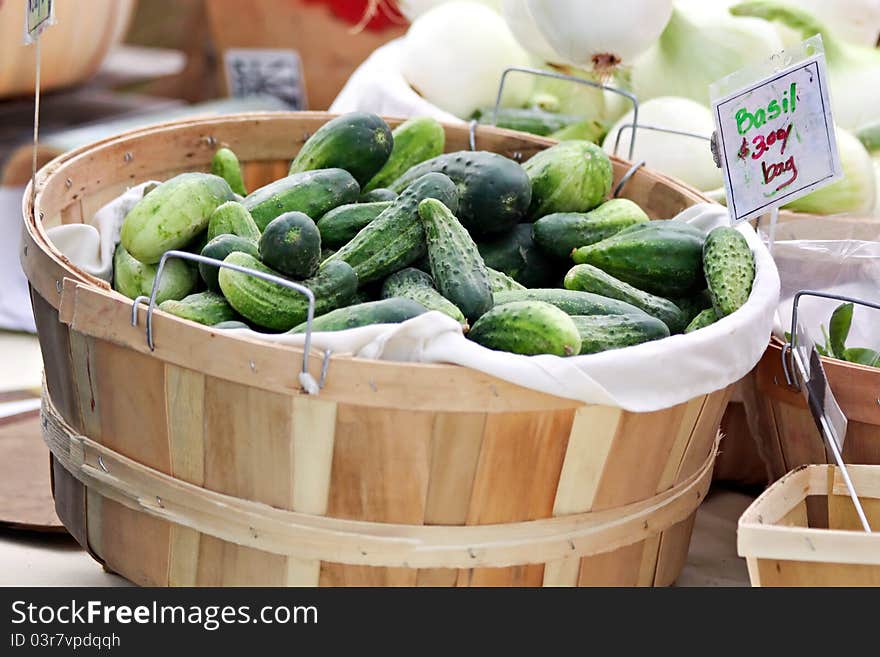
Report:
738,464,880,586
21,113,732,586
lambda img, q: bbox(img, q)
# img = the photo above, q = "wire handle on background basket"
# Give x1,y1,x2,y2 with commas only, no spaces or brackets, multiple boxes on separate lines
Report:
129,250,328,394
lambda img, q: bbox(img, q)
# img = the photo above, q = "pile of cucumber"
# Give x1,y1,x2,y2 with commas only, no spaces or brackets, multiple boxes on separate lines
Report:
113,112,757,358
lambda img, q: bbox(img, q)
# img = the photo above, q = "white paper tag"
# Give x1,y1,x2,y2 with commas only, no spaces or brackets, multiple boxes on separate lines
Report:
23,0,54,43
711,38,842,224
223,48,306,110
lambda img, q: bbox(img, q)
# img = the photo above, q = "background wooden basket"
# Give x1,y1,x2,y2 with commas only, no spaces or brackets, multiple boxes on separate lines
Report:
21,112,731,586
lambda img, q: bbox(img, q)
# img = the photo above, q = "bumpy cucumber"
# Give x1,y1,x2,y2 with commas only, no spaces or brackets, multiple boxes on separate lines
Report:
532,198,649,260
685,307,719,333
243,168,359,231
113,243,197,303
207,201,261,242
359,188,398,202
388,150,531,235
487,267,526,293
289,113,393,187
199,234,260,292
288,298,427,333
364,117,445,192
522,140,613,219
571,314,670,354
159,291,236,326
477,224,560,288
468,300,581,357
493,288,645,317
316,201,391,249
121,172,235,263
211,147,247,196
563,264,687,333
218,253,357,330
572,222,706,297
418,198,493,322
329,172,459,284
703,226,755,317
258,211,322,279
381,267,467,326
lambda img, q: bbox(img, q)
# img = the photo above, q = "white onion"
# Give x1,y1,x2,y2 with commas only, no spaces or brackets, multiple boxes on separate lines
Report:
500,0,558,62
526,0,673,71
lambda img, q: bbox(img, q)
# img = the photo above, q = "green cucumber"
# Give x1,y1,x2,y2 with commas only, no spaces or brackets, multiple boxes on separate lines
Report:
493,288,645,317
685,307,719,333
468,300,581,357
316,201,391,249
218,253,358,330
571,314,670,354
213,320,250,330
211,147,247,196
258,211,321,279
199,234,260,292
532,198,650,260
487,267,526,293
471,106,582,137
563,264,687,333
113,243,197,303
159,291,235,326
388,151,531,235
380,267,467,326
522,140,613,219
243,168,359,231
359,188,398,202
289,112,393,187
206,201,261,242
703,226,756,317
364,116,445,192
572,222,706,297
550,119,608,143
288,298,427,333
477,224,560,288
121,172,235,263
418,198,493,322
671,290,713,326
329,172,459,284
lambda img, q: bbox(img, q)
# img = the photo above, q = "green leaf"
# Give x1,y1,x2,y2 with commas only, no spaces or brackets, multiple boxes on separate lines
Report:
784,331,792,342
829,303,853,359
843,347,880,368
820,324,833,357
815,343,829,357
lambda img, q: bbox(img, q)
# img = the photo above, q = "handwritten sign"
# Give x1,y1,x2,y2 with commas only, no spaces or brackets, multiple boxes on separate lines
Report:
712,50,842,224
24,0,53,42
224,49,306,110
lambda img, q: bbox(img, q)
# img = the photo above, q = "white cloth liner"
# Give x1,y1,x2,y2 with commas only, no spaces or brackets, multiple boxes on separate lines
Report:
46,185,780,413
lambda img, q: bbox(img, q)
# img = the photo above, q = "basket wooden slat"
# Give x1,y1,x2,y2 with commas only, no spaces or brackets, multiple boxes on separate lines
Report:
22,112,728,586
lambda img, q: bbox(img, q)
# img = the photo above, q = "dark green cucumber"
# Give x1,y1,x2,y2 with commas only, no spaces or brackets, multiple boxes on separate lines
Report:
381,267,466,326
468,300,581,357
213,320,250,330
615,219,705,238
685,307,719,333
211,147,247,196
571,314,670,354
522,140,613,219
563,264,687,333
493,288,645,317
288,298,427,333
206,201,261,242
159,291,235,326
199,234,260,292
532,198,649,260
703,226,755,317
316,201,391,249
258,211,322,279
121,172,235,263
471,106,582,136
289,112,393,187
388,150,531,235
487,267,526,293
243,168,360,231
477,224,561,288
359,188,398,202
418,198,493,322
218,253,358,330
572,222,706,297
328,172,459,284
364,116,445,192
113,242,198,303
671,290,713,325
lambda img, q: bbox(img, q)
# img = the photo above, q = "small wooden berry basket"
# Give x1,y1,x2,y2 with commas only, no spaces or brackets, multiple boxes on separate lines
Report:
22,112,730,587
738,464,880,586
